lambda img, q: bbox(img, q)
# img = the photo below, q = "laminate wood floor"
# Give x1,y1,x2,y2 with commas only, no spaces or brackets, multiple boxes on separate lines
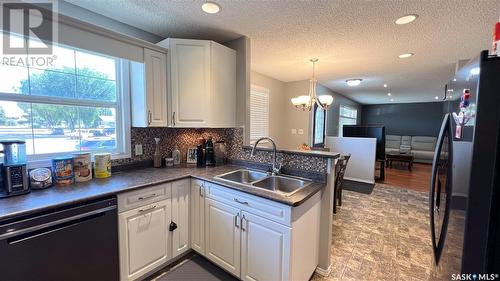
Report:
378,163,432,192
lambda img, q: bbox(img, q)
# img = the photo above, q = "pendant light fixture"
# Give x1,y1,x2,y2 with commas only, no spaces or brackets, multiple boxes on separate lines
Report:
291,58,333,111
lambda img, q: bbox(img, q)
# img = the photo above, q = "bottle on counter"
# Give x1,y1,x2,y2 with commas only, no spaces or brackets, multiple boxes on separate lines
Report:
172,145,181,165
154,138,162,168
205,136,215,166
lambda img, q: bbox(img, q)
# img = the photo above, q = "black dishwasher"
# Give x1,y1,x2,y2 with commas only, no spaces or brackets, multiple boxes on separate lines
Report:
0,197,119,281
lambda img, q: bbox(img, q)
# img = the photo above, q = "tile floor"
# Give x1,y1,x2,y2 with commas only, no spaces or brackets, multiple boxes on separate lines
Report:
311,184,464,281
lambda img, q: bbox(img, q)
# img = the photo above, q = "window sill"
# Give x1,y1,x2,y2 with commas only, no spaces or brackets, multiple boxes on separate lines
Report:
26,151,131,169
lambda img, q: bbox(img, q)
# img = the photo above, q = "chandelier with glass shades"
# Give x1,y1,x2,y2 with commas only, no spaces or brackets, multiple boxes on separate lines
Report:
290,58,334,111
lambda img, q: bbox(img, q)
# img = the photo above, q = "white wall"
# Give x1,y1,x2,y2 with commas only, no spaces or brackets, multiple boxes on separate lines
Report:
326,137,376,184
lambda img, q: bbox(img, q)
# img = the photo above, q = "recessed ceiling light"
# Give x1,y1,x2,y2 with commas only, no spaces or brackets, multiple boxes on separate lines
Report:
387,93,391,96
395,14,418,25
346,79,362,86
383,84,387,88
202,1,221,14
398,53,414,59
435,96,439,100
390,98,394,102
453,78,457,82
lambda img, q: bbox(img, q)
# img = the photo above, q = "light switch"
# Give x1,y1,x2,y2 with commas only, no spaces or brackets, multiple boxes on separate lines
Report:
135,144,143,156
298,129,304,135
291,129,297,134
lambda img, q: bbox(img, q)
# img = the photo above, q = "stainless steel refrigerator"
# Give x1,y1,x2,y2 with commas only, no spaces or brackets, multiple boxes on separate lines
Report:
431,50,500,279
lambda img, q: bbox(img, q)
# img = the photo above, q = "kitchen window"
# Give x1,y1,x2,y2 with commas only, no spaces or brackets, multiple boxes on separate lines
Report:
249,85,270,142
0,34,131,161
339,105,357,136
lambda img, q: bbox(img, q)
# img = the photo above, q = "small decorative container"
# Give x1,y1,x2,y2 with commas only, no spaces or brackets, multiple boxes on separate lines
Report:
29,168,53,189
52,157,75,186
165,157,174,167
94,153,111,178
73,152,92,182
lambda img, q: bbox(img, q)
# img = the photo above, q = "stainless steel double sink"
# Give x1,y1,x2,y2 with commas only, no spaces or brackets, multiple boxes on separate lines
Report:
214,169,312,196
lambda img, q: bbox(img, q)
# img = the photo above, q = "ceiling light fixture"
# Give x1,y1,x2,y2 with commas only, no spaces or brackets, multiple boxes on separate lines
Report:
290,58,333,111
202,1,221,14
383,84,387,88
346,79,362,87
395,14,418,25
387,93,391,96
398,53,414,59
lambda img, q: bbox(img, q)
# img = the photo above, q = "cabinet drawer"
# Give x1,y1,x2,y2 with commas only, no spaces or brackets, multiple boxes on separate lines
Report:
205,182,291,226
118,183,171,212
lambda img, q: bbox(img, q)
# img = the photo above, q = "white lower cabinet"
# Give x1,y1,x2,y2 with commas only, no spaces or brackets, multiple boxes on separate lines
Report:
240,211,291,281
118,199,171,281
190,179,205,254
171,179,190,258
205,197,241,277
118,180,190,281
118,178,320,281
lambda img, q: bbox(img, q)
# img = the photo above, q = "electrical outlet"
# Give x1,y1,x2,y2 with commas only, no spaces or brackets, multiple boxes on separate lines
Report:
291,129,297,134
298,129,304,135
135,144,143,156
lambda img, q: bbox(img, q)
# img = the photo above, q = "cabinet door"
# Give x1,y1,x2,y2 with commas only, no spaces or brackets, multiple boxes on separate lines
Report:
240,211,291,281
118,200,171,281
169,39,211,127
210,42,236,127
190,179,205,254
144,48,168,127
171,179,190,258
205,198,241,277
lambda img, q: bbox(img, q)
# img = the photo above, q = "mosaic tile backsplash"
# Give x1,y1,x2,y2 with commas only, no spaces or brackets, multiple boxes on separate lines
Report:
113,127,329,174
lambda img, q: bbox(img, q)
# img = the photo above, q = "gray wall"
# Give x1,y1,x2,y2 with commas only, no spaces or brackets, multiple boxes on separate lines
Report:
318,84,362,137
361,102,444,137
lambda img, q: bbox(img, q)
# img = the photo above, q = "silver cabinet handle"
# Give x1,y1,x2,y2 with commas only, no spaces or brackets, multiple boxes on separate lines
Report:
172,112,176,126
235,214,240,228
148,110,152,125
241,215,246,231
138,205,157,213
234,198,249,205
138,193,156,200
199,185,204,197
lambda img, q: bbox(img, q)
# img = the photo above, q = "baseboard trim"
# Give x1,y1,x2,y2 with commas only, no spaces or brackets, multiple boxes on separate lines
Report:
344,177,375,184
315,264,332,277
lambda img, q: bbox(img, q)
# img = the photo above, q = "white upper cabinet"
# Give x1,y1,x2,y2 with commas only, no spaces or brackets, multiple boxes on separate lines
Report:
131,48,168,127
157,38,236,128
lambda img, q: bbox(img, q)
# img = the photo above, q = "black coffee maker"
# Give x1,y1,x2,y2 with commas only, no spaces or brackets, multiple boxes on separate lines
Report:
0,140,29,198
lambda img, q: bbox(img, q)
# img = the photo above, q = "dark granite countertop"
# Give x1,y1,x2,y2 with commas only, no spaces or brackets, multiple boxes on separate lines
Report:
0,165,325,221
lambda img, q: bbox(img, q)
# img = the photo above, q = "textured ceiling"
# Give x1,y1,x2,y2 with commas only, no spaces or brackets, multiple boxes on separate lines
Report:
65,0,499,104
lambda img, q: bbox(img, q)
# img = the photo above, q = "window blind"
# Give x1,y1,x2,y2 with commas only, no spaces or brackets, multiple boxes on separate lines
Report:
339,105,358,137
250,86,270,141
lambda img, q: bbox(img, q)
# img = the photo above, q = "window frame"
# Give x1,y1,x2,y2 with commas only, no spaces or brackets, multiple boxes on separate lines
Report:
338,104,358,137
312,104,326,147
249,84,270,144
0,38,131,164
